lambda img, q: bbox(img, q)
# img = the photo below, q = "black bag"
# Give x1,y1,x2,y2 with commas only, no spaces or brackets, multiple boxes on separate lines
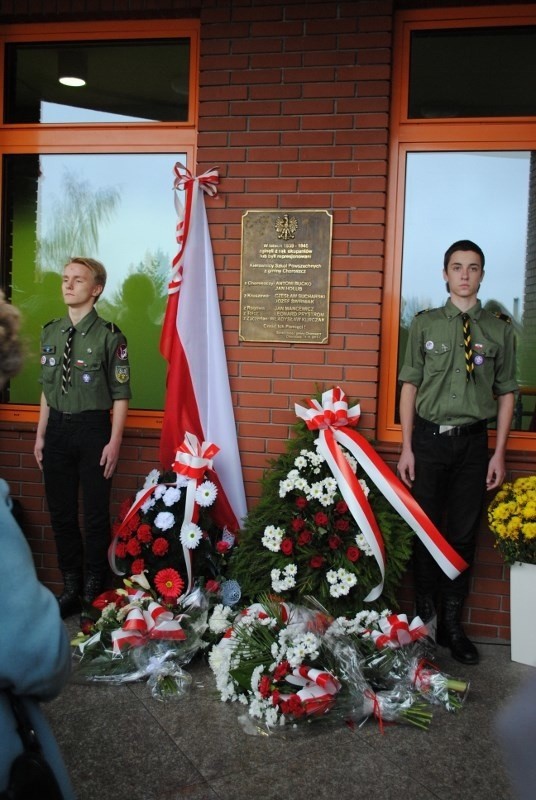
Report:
0,691,64,800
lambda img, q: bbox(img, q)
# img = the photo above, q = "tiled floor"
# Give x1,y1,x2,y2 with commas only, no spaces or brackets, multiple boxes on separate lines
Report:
44,625,534,800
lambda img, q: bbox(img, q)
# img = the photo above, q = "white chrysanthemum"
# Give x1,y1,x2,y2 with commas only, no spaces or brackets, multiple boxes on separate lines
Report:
343,451,358,472
262,525,284,552
154,510,175,531
163,486,181,507
324,477,337,493
287,469,300,479
294,455,308,469
329,584,342,598
143,469,160,489
208,604,233,634
180,522,203,549
140,496,156,514
279,478,295,497
326,570,338,585
196,480,218,507
308,482,324,500
355,533,374,557
251,664,264,692
265,706,280,728
318,493,334,507
175,473,189,489
154,484,167,500
294,477,309,491
284,563,298,577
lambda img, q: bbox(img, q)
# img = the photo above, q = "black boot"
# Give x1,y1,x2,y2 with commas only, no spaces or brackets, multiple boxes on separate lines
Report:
57,571,83,619
414,593,436,624
82,571,108,606
437,595,479,665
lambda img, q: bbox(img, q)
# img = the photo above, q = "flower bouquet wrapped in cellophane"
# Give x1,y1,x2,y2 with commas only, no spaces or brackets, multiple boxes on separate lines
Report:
71,574,209,700
325,607,469,713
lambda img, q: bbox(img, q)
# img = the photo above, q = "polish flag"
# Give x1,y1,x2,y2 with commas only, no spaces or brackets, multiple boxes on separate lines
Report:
159,164,247,531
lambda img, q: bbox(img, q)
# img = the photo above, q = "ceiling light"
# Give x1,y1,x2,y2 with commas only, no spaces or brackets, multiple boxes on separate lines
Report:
58,50,87,87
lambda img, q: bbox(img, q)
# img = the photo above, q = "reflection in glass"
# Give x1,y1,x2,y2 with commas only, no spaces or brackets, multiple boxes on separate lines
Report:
398,150,535,432
4,153,185,410
4,40,190,123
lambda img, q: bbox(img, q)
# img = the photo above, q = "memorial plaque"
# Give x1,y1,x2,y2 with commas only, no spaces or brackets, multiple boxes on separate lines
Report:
239,210,332,343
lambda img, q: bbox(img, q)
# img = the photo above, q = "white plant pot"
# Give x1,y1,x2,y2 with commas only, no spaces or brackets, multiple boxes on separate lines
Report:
510,561,536,666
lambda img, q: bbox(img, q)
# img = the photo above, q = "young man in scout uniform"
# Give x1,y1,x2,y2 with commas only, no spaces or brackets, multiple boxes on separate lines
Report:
34,257,131,619
397,240,518,664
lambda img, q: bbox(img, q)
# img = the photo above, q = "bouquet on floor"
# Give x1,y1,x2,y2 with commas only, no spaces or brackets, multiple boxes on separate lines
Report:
207,597,456,734
228,392,414,617
326,608,469,713
71,572,209,699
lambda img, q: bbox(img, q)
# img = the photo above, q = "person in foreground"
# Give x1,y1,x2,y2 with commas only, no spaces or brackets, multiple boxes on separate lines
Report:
397,240,517,664
34,257,131,623
0,291,75,798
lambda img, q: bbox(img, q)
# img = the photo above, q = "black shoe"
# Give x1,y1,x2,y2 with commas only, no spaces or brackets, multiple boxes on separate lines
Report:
437,595,479,665
79,571,108,630
57,572,83,619
414,593,436,624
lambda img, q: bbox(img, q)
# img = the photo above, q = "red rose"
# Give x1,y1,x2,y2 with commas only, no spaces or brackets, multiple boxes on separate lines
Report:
152,537,169,557
126,538,142,557
314,511,328,526
346,546,361,563
335,518,350,532
310,555,325,568
205,579,220,594
295,496,308,509
291,517,305,532
137,523,152,543
216,541,230,554
258,675,272,699
328,535,342,550
131,558,145,575
335,500,348,515
281,537,294,555
297,529,313,546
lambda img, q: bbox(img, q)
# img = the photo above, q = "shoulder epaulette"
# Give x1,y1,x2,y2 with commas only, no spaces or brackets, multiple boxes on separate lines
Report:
43,318,60,328
102,320,122,334
415,308,431,317
493,311,512,324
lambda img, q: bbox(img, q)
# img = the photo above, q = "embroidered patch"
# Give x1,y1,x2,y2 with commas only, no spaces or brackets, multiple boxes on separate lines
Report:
41,345,55,354
117,344,128,360
115,366,130,384
473,354,484,366
82,373,92,383
40,355,47,365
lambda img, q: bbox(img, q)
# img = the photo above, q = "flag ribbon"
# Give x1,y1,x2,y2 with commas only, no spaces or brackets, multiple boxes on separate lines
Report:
172,432,220,593
295,387,468,602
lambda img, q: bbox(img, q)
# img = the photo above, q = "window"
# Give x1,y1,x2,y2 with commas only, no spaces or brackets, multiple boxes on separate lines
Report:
379,5,536,452
0,19,198,426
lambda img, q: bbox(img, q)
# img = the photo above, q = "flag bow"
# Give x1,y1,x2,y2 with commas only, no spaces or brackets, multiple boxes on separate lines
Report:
367,614,428,650
295,387,468,602
111,600,187,655
284,665,341,716
172,432,220,594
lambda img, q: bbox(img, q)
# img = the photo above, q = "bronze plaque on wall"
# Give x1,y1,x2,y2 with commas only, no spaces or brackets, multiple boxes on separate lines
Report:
239,210,332,343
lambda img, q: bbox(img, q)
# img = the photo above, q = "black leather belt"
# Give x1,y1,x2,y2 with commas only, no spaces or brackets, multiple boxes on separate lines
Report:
415,415,488,437
49,408,110,423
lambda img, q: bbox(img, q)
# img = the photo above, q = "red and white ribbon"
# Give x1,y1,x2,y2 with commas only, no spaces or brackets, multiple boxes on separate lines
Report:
367,613,428,649
111,601,187,655
283,665,341,716
295,387,468,602
168,164,219,296
172,432,220,593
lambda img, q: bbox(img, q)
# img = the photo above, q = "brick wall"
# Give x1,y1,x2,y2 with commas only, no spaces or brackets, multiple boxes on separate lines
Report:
1,0,534,642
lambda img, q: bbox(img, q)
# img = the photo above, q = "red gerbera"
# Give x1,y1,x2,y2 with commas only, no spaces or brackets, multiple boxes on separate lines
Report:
154,568,184,601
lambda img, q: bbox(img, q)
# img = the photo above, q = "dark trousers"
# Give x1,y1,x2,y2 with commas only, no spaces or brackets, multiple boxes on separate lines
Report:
43,411,112,575
411,424,488,599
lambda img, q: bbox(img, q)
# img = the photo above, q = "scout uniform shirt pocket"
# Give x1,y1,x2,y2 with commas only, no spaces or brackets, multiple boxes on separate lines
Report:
471,338,498,376
40,345,58,388
72,359,105,390
423,340,452,375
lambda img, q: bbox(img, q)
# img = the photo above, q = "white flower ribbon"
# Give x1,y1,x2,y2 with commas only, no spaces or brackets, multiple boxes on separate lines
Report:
111,601,187,655
366,613,428,649
282,665,341,716
295,387,468,602
172,432,220,594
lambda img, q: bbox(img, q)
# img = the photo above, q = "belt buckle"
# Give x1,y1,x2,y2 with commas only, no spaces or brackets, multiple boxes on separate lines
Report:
63,411,73,421
439,425,455,435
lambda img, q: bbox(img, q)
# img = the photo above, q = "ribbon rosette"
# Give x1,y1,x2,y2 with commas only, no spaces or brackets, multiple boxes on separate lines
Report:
172,432,220,593
295,387,468,602
284,665,341,716
111,599,187,655
367,614,428,650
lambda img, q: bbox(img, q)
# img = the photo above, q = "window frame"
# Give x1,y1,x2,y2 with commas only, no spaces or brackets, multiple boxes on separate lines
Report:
378,5,536,453
0,19,199,429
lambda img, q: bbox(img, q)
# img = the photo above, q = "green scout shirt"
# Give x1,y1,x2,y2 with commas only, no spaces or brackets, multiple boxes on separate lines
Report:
39,308,132,413
398,298,518,426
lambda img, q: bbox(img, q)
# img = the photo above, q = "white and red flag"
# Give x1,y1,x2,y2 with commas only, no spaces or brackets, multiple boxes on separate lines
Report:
159,164,247,532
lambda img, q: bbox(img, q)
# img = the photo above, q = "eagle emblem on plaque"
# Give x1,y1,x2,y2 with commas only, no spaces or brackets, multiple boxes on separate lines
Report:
275,213,298,241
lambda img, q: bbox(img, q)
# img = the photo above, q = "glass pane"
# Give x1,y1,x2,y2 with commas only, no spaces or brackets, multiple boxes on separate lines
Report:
398,151,535,432
409,27,536,118
5,153,185,410
4,39,190,123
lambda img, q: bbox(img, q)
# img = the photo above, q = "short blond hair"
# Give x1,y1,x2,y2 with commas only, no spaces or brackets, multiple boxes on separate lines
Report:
0,291,23,389
65,257,107,298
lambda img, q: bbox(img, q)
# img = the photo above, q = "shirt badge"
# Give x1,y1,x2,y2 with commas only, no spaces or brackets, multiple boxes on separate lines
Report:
41,345,55,354
117,344,128,360
473,354,484,366
40,355,47,365
82,373,92,383
115,366,130,384
425,340,434,350
49,357,56,366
